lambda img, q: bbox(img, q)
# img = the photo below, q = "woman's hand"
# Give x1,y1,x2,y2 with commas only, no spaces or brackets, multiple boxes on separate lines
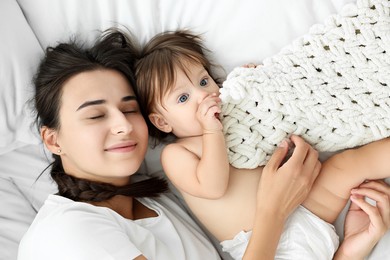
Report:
257,135,321,220
334,180,390,260
243,135,321,260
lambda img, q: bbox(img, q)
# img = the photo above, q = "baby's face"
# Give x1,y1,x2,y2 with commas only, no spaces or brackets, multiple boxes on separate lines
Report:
156,61,220,138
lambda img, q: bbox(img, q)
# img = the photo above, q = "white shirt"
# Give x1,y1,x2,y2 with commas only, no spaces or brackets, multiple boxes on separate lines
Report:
18,194,220,260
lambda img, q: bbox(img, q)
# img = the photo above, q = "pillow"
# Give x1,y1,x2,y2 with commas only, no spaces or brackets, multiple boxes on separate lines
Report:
220,0,390,168
0,177,37,260
17,0,162,50
0,0,43,154
4,0,354,156
0,144,57,260
155,0,356,74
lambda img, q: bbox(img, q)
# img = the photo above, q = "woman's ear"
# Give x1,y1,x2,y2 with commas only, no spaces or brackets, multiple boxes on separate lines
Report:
41,126,62,155
149,113,172,133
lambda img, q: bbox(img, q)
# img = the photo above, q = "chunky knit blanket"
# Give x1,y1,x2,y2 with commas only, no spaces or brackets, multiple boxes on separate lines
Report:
220,0,390,169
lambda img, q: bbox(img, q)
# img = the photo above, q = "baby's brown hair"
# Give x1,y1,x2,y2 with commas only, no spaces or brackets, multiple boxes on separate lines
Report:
135,30,220,144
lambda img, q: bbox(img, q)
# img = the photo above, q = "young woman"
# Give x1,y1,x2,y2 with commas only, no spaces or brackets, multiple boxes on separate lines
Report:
17,28,326,260
135,30,390,260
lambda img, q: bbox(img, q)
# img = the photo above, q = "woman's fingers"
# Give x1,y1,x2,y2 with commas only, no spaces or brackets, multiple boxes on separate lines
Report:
350,194,387,236
265,140,289,171
359,180,390,195
288,135,310,165
348,194,364,211
260,136,321,217
351,181,390,228
303,145,320,172
284,135,320,179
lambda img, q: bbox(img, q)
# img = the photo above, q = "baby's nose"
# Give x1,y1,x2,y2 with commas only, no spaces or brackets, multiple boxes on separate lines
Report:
197,91,213,104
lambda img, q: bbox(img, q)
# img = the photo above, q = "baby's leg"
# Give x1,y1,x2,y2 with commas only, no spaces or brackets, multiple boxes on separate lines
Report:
302,138,390,223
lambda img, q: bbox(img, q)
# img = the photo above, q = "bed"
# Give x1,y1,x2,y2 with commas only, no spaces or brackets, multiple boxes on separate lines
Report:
1,0,389,259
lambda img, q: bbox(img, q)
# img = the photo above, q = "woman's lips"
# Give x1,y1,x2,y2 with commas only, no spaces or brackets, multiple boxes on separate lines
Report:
105,141,137,152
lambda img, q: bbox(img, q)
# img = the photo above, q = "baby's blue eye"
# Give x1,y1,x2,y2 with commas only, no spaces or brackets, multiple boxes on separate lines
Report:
200,78,208,87
178,94,189,103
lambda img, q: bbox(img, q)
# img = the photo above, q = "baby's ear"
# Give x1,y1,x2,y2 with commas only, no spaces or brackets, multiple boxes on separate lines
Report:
149,113,172,133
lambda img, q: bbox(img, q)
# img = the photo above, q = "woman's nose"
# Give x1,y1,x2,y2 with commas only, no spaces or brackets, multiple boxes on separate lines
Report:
111,113,132,135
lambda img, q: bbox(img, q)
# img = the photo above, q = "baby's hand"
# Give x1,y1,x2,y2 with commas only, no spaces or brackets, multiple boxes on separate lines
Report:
197,93,222,133
242,63,260,68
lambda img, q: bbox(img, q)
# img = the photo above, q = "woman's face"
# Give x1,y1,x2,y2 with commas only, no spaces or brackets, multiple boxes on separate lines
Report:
53,69,148,186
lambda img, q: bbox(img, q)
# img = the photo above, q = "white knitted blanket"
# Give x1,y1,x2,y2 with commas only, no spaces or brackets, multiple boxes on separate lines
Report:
220,0,390,169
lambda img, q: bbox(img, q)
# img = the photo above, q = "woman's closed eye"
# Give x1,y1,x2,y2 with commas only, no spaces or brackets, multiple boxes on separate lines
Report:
122,103,140,114
87,109,138,120
178,94,189,103
88,114,105,120
123,109,138,115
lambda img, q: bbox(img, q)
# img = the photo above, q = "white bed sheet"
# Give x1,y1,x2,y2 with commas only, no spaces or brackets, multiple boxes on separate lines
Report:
1,0,389,259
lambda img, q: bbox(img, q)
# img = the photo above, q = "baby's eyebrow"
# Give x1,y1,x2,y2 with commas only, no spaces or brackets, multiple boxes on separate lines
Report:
198,68,207,75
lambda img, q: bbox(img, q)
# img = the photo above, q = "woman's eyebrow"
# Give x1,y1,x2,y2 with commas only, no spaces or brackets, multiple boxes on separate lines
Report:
76,95,137,111
122,95,137,102
76,100,105,111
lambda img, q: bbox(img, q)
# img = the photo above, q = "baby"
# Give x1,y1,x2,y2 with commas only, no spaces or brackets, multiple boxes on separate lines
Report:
135,30,390,259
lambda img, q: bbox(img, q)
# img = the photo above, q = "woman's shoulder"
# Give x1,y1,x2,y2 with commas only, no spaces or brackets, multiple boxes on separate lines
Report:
22,194,147,244
27,195,122,233
18,195,143,259
40,194,111,218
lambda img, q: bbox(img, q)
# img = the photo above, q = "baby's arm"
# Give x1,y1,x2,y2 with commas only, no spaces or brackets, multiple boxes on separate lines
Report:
161,133,229,199
161,94,229,199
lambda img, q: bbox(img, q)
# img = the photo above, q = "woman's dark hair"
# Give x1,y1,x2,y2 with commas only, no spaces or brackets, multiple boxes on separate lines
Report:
135,30,222,146
34,28,168,202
